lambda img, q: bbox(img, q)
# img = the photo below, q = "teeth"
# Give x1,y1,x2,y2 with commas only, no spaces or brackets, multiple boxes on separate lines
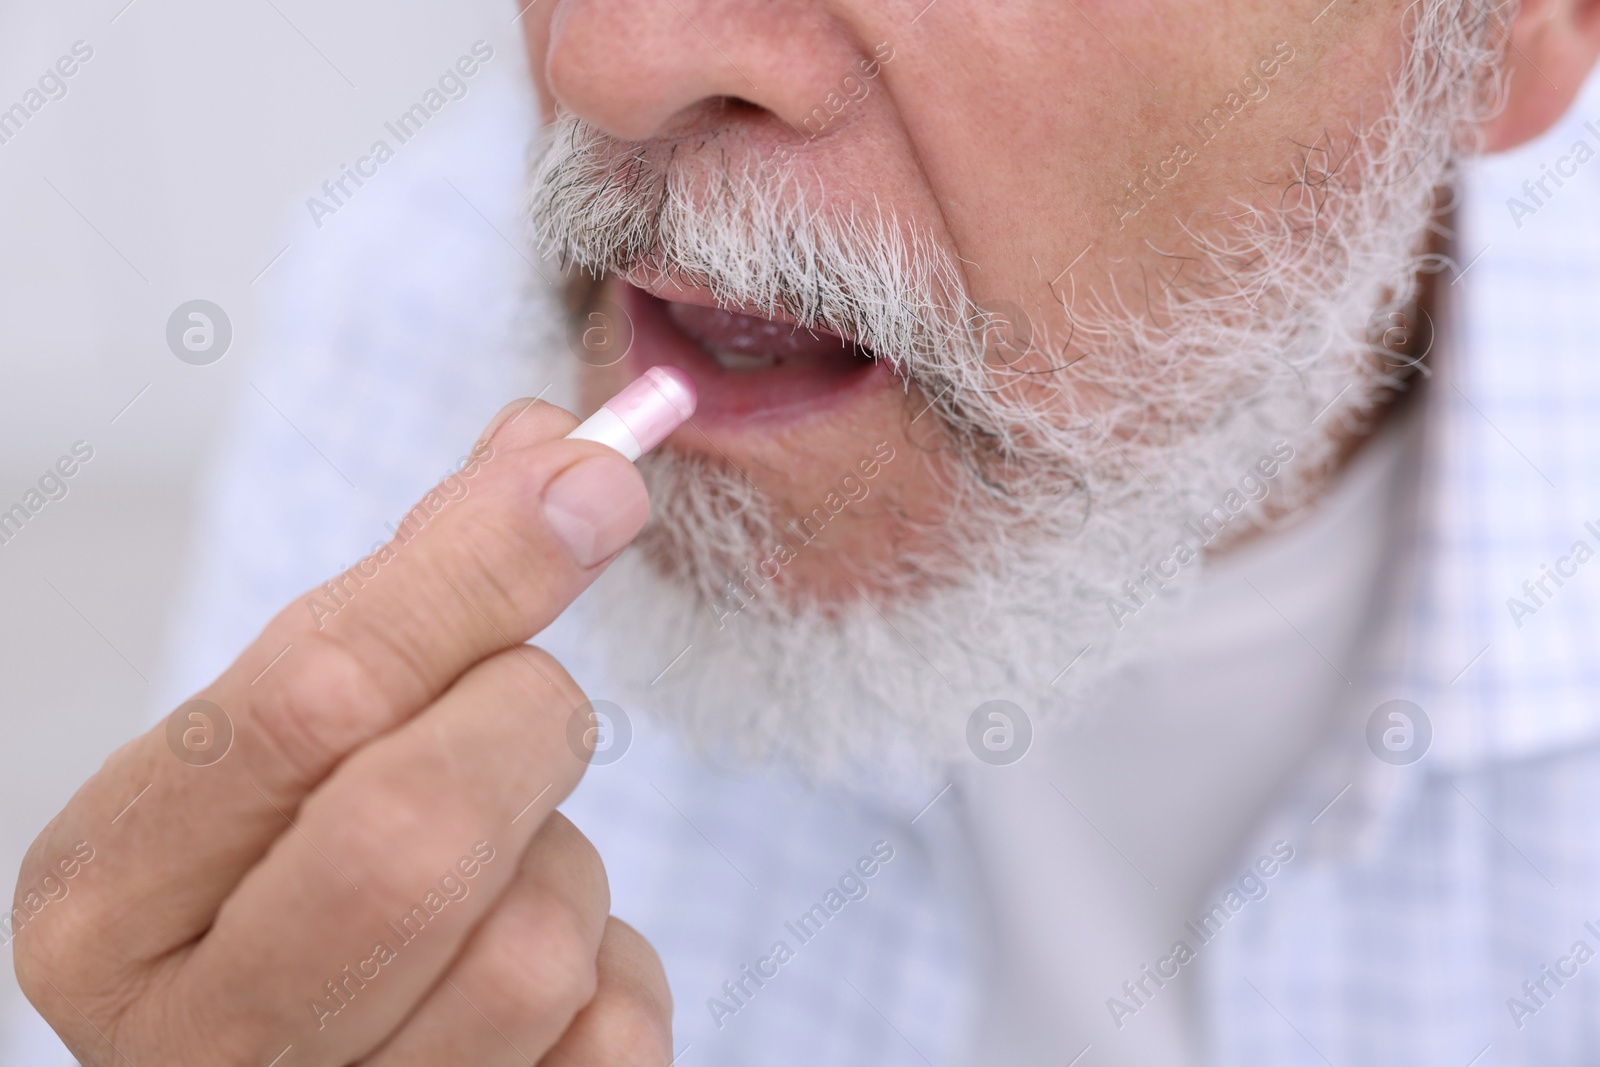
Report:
708,347,779,371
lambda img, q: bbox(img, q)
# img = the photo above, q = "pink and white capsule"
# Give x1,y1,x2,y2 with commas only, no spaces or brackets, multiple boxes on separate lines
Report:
564,365,697,461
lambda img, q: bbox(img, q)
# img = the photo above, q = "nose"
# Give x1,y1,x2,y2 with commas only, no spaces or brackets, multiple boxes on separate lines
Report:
540,0,869,141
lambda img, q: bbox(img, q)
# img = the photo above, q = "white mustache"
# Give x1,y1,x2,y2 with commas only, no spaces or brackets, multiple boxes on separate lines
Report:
522,115,1051,495
525,114,977,371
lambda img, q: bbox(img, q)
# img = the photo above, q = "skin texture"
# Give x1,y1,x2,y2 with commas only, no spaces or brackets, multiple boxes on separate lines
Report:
530,0,1600,601
15,2,1600,1064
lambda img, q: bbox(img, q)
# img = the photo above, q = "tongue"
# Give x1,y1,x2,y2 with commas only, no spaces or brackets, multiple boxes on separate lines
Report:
665,301,865,370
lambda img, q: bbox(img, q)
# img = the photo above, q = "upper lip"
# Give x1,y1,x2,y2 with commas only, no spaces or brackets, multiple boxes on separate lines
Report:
620,272,864,351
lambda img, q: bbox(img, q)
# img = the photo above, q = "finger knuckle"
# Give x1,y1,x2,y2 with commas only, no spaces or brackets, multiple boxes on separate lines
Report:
582,987,674,1066
311,782,472,917
478,643,586,725
528,813,609,903
601,918,671,1011
12,857,110,998
244,631,395,792
11,919,59,1003
471,646,592,769
13,908,140,1055
476,893,600,1026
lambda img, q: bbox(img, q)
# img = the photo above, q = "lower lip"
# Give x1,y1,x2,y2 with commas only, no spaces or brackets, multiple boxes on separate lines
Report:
618,282,894,428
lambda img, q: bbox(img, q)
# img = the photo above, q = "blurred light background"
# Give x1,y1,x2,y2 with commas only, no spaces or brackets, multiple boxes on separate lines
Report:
0,0,524,1047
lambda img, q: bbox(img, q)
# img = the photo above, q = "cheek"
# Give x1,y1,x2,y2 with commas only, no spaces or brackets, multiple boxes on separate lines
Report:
889,0,1405,334
1307,32,1410,139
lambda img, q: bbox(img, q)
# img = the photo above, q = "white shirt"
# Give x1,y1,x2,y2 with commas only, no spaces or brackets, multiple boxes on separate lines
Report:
958,395,1421,1065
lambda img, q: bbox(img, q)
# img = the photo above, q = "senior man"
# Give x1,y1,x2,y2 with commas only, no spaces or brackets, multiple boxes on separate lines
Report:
14,0,1600,1064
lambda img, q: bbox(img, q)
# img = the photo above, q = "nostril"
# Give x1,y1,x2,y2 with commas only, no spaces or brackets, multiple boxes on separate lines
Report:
713,96,765,116
656,94,778,141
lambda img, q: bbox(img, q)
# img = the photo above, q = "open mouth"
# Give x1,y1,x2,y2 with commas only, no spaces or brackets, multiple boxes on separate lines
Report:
614,279,894,426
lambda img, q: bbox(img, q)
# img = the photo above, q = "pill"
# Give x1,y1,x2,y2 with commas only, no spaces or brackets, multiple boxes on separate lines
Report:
564,365,697,461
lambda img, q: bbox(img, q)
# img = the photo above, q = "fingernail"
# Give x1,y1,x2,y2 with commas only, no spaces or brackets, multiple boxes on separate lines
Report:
542,457,650,569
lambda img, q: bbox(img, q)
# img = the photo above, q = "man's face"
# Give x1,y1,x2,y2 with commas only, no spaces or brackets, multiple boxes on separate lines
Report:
520,0,1411,589
516,1,1495,775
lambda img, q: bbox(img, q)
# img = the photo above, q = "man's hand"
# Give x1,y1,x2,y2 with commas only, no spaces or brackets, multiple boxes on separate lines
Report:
12,400,673,1066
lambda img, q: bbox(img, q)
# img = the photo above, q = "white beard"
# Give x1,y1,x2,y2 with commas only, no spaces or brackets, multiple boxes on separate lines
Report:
523,0,1512,789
